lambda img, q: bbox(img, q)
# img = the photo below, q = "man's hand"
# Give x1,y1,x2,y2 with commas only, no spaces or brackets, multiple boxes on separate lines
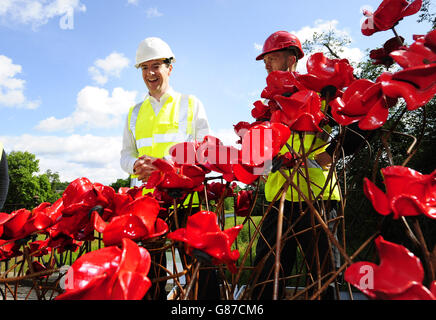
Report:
133,155,158,182
315,151,332,170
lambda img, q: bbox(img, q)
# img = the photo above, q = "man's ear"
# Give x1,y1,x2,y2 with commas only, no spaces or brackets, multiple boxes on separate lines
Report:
168,64,173,75
288,55,297,71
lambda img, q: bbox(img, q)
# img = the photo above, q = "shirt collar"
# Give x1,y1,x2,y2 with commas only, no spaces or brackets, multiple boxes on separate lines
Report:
147,86,176,103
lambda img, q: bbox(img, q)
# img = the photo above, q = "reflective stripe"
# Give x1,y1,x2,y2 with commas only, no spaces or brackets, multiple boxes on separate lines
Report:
136,137,153,149
153,132,187,143
178,94,189,136
129,102,142,140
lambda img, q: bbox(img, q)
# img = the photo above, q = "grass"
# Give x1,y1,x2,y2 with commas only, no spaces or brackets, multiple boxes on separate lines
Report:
224,214,262,284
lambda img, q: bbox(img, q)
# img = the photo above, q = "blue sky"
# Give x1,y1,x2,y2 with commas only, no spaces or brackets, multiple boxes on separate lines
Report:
0,0,432,185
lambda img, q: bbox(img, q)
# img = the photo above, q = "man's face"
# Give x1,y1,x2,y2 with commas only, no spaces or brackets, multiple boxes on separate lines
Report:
140,59,172,98
263,50,296,74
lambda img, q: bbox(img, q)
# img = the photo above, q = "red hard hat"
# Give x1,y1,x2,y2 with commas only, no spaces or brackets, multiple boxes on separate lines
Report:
256,31,304,61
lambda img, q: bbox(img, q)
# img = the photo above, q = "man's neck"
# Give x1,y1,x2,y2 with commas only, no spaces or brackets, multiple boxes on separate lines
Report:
148,86,172,102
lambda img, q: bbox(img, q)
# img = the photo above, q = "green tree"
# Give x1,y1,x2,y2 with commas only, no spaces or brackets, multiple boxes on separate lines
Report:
109,176,131,192
5,151,66,211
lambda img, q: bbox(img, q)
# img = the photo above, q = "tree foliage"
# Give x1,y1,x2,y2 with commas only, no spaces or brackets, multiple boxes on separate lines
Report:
4,151,67,212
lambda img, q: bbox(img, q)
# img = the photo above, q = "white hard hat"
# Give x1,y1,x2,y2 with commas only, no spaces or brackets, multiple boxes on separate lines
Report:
135,37,176,68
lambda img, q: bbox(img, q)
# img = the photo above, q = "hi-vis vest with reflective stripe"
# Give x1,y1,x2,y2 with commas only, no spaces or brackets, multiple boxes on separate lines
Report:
128,93,195,160
265,101,341,202
128,93,199,205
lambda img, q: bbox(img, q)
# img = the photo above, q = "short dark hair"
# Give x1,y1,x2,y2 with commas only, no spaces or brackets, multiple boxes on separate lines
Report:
163,57,173,66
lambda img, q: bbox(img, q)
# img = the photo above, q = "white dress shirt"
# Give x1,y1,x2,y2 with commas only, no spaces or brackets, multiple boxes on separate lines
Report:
120,87,210,175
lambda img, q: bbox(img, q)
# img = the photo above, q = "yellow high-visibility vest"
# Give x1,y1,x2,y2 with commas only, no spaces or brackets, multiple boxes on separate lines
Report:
127,93,200,205
265,100,341,203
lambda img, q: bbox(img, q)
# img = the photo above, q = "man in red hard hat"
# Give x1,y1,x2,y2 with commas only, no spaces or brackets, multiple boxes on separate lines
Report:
256,30,304,73
251,31,339,300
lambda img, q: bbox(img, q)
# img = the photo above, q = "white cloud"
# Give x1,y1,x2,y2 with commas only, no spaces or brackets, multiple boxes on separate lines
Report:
290,19,364,73
0,0,86,29
146,7,163,18
36,86,137,132
88,52,130,85
0,55,40,109
1,134,127,185
254,43,263,51
127,0,138,5
211,128,241,148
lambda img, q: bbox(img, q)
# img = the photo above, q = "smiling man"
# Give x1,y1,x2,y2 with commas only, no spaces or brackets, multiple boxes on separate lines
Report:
121,37,210,187
120,37,216,300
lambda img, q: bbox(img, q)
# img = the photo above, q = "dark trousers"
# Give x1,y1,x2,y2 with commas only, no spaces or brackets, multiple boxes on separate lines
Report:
146,206,221,300
251,200,338,300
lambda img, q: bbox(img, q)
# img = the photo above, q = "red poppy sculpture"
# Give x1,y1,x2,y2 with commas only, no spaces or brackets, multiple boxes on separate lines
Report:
167,211,243,273
297,52,355,94
196,135,238,183
233,121,291,185
92,195,168,246
49,177,115,240
379,30,436,110
206,182,236,201
369,36,405,68
272,90,327,132
146,158,205,193
345,236,435,300
56,238,152,300
361,0,423,36
235,190,253,217
363,166,436,219
0,204,58,241
0,240,21,261
330,78,398,130
261,71,305,100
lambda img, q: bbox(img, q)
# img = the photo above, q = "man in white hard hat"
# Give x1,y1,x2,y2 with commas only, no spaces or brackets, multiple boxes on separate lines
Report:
121,37,210,186
120,37,218,300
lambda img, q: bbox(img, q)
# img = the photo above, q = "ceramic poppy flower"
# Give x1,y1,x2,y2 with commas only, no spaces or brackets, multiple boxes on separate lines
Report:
206,182,236,201
251,100,271,120
273,90,326,132
425,29,436,52
0,208,49,240
377,31,436,110
232,163,261,185
146,158,195,191
56,238,152,300
0,240,21,261
379,68,436,111
240,121,291,167
169,141,201,166
234,121,253,144
235,190,253,217
363,166,436,219
389,34,436,69
330,78,398,130
261,71,306,100
297,52,355,93
196,136,239,182
345,236,435,300
369,36,405,67
167,211,243,273
45,234,82,255
28,239,51,257
92,195,168,246
62,177,114,217
361,0,423,36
